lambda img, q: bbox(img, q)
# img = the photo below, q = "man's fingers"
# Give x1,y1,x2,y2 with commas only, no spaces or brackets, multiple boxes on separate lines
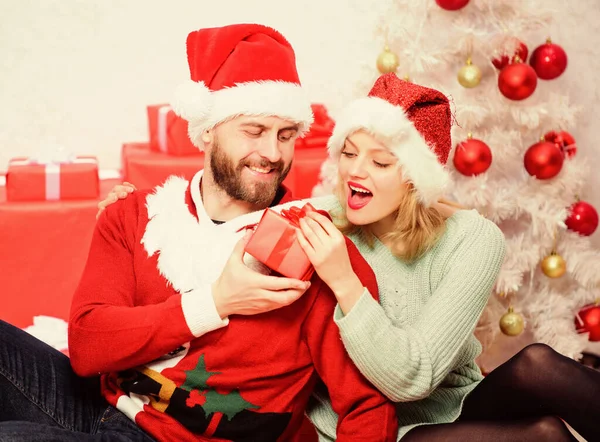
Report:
255,273,310,291
277,288,308,306
255,288,307,311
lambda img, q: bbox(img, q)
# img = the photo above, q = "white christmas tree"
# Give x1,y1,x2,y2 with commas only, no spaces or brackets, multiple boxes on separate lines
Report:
313,0,600,370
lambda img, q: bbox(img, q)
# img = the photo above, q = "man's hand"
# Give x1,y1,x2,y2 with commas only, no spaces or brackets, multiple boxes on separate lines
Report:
96,182,137,219
212,232,311,318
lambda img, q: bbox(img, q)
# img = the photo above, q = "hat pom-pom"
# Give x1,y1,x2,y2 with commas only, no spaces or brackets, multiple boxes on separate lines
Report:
171,80,213,121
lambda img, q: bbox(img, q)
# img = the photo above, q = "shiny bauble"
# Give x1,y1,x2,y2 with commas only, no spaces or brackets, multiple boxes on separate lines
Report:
435,0,470,10
524,141,564,179
500,307,525,336
492,40,529,70
565,201,599,236
457,59,482,88
377,46,400,74
498,62,538,100
543,130,577,158
453,136,492,176
541,252,567,278
529,38,568,80
575,304,600,341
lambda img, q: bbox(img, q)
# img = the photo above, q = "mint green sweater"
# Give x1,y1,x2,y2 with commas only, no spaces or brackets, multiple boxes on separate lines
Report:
305,196,506,440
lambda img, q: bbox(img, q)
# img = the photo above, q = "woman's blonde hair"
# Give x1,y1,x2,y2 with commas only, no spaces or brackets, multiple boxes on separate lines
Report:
335,179,447,262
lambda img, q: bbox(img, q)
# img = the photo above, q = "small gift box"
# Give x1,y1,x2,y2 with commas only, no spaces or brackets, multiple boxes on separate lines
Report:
6,156,99,202
147,104,199,156
245,203,328,281
294,103,335,150
287,104,333,198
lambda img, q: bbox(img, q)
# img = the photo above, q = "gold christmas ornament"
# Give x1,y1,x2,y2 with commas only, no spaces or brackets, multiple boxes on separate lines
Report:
376,45,400,74
541,251,567,278
457,57,482,88
499,306,525,336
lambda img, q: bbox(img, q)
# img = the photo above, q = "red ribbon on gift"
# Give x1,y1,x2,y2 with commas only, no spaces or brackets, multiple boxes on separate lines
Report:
280,203,316,226
265,203,317,270
243,203,331,280
237,202,326,233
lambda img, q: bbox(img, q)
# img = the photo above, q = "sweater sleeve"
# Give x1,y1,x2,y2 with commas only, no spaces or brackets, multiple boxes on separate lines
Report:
68,193,227,377
304,239,397,442
334,215,506,402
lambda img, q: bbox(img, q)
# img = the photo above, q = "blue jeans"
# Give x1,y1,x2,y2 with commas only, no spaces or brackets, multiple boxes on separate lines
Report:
0,320,154,441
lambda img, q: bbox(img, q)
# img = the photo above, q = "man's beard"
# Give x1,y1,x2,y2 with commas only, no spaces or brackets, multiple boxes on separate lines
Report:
210,137,291,206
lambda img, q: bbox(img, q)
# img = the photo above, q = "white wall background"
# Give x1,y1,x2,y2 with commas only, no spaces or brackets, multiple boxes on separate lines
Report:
1,0,599,246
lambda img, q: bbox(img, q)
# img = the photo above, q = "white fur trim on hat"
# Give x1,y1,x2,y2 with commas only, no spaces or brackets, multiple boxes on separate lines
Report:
327,96,449,206
171,80,314,150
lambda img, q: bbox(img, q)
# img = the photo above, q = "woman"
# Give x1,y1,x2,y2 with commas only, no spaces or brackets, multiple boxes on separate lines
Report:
102,74,597,441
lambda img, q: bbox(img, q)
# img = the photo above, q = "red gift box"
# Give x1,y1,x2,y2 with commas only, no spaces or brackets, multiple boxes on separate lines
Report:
288,104,333,198
294,103,335,150
6,157,99,202
286,148,329,199
121,142,205,189
147,104,199,156
245,203,327,281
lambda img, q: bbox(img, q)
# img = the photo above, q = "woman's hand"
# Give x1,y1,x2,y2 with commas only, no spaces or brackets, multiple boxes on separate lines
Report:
295,211,364,313
96,182,137,219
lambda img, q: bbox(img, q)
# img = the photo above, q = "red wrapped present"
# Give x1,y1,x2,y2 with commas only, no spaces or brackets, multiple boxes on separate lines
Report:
147,104,199,156
121,142,205,189
245,203,329,281
6,156,99,202
287,104,333,198
294,103,334,150
286,148,329,199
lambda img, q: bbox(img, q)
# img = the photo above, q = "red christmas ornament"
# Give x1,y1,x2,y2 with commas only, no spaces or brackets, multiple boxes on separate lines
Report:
529,38,568,80
435,0,470,10
453,136,492,176
498,62,538,100
543,130,577,158
575,304,600,341
492,41,529,70
565,201,599,236
523,141,564,179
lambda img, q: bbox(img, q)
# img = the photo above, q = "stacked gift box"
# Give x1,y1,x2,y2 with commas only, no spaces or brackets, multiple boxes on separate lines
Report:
5,155,101,202
121,103,333,198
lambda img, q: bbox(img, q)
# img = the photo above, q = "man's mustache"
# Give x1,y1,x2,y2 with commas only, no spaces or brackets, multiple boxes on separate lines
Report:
241,158,284,172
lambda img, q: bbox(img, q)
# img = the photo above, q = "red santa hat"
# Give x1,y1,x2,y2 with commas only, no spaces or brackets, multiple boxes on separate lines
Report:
171,24,313,149
327,73,452,206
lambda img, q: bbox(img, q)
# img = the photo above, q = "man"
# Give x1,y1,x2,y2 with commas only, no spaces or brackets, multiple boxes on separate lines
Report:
0,24,397,441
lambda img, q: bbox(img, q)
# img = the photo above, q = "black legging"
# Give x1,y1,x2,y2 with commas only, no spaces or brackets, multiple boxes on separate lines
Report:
403,343,600,442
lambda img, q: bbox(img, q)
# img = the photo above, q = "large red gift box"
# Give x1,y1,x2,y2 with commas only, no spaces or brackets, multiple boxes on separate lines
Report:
6,157,99,202
147,104,199,156
245,204,326,281
287,148,329,199
0,178,120,329
121,142,205,189
288,103,333,198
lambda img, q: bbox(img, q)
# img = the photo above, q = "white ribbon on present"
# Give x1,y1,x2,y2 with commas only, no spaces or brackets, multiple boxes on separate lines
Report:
9,156,98,201
44,163,61,200
157,105,172,153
